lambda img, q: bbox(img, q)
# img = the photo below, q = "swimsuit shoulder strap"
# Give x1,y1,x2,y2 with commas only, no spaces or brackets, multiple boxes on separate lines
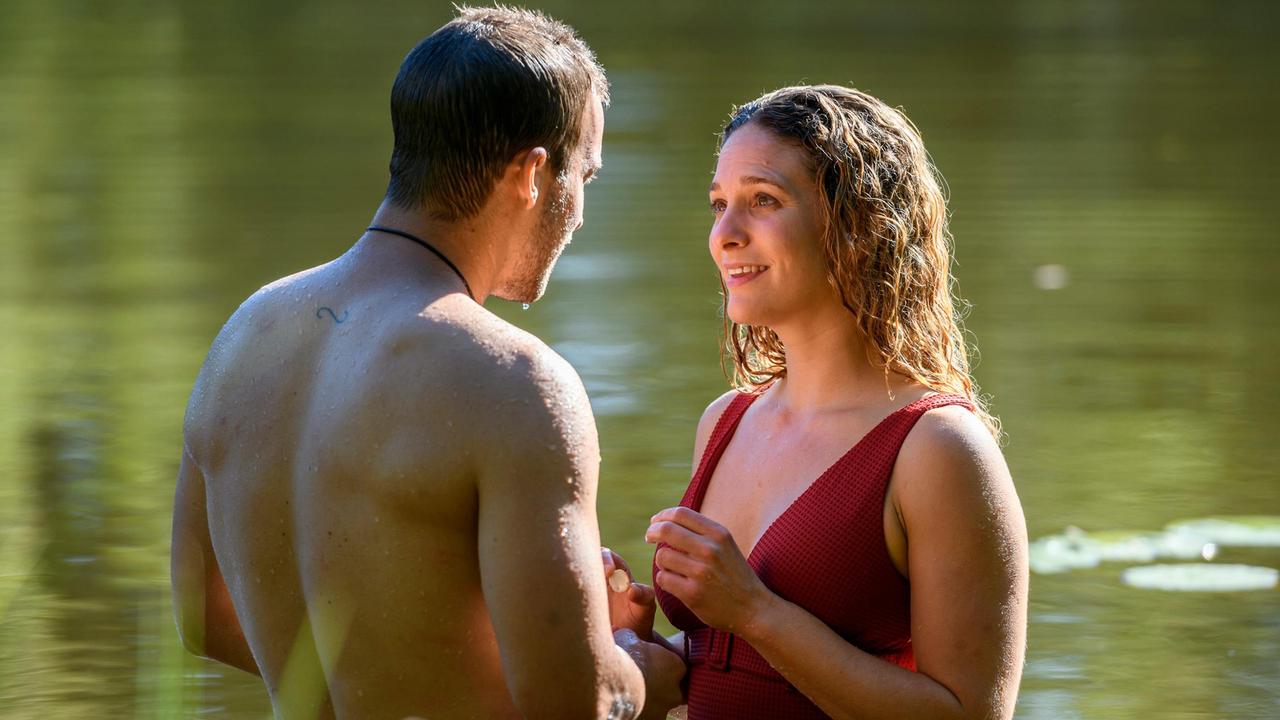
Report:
679,391,759,511
850,392,977,471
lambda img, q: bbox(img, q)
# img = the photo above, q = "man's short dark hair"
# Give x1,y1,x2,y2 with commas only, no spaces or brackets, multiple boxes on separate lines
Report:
385,5,609,220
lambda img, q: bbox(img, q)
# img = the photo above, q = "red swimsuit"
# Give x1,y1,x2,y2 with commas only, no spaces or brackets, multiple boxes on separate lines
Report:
654,391,974,719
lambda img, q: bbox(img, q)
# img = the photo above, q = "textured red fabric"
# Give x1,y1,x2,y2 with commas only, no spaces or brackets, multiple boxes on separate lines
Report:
654,391,974,719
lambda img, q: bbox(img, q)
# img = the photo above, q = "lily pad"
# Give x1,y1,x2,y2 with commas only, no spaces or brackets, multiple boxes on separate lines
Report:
1029,527,1101,574
1120,563,1278,592
1029,526,1214,574
1088,530,1210,562
1164,517,1280,548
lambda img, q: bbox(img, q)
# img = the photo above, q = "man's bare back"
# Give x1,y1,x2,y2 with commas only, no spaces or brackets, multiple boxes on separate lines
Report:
179,243,548,717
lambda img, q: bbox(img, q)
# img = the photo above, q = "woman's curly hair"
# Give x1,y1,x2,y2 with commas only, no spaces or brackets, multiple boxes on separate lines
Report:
719,84,999,438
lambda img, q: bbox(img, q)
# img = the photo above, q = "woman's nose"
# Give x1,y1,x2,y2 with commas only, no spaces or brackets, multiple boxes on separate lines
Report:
710,206,748,250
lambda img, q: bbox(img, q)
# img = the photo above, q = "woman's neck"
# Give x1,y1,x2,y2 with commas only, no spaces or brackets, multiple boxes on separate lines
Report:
768,307,909,415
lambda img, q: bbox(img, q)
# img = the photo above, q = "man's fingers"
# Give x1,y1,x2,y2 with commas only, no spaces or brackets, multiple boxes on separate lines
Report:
628,581,655,605
601,547,635,579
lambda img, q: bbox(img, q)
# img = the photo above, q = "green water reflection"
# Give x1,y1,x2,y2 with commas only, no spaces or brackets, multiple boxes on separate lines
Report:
1,1,1277,717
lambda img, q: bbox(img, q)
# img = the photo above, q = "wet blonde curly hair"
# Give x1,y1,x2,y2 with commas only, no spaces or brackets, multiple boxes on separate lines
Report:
719,84,999,438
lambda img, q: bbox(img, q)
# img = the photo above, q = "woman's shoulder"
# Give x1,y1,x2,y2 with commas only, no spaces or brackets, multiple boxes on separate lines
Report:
902,399,1001,463
698,388,746,427
894,401,1013,510
689,388,750,468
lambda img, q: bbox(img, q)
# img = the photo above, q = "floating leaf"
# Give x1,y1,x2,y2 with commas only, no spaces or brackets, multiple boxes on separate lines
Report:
1120,563,1278,592
1029,527,1101,574
1164,517,1280,548
1029,526,1214,574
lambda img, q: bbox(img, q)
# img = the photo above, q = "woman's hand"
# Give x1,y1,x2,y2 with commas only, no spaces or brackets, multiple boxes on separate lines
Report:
601,548,657,637
645,506,776,635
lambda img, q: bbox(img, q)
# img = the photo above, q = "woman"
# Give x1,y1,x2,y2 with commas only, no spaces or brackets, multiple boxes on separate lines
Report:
607,85,1028,720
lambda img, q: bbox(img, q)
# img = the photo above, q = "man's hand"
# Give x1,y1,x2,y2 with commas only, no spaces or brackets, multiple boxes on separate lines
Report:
613,628,685,720
602,548,658,637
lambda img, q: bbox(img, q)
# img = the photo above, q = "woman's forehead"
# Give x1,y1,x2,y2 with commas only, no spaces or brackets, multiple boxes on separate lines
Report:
714,123,812,188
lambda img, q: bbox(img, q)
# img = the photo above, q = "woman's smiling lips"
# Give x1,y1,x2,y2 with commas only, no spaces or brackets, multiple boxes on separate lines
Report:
724,263,769,287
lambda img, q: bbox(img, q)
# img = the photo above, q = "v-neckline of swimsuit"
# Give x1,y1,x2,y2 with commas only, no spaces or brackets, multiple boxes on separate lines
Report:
689,390,968,568
654,390,974,720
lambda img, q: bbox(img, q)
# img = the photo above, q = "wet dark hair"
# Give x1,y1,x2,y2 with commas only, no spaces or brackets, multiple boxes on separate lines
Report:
719,85,998,438
385,6,609,220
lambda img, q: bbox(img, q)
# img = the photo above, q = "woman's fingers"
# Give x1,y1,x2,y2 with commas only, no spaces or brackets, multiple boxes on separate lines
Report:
653,568,693,598
653,545,701,577
645,519,716,556
651,506,726,537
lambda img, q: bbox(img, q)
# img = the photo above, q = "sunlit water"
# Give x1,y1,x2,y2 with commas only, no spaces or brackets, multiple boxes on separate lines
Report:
2,1,1277,717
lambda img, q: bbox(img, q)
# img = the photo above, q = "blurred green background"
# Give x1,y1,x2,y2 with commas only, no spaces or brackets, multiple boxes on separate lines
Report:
1,0,1277,717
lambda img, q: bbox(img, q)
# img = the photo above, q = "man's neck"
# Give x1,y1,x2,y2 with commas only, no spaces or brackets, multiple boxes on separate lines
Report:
366,201,504,301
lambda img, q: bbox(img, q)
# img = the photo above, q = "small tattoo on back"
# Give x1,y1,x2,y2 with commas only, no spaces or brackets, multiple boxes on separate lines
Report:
316,307,348,324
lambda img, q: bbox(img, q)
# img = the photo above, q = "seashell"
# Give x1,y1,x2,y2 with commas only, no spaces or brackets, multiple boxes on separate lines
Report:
608,568,631,593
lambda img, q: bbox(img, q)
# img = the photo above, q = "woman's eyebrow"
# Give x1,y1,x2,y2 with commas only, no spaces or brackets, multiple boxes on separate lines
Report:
709,175,789,193
742,175,788,192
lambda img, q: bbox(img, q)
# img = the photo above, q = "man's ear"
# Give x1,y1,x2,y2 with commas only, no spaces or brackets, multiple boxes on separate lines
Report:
515,147,549,210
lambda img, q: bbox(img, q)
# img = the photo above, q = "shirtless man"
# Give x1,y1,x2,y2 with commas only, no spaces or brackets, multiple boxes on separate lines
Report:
170,7,683,719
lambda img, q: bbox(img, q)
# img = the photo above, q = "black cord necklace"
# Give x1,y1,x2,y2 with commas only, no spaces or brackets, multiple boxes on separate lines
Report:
366,225,475,301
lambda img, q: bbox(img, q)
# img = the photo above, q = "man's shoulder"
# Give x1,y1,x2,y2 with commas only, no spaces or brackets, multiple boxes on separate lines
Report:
183,264,338,441
206,264,333,355
403,303,585,406
419,309,598,484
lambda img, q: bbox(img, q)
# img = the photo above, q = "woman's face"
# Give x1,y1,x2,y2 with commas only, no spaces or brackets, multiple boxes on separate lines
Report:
708,121,835,328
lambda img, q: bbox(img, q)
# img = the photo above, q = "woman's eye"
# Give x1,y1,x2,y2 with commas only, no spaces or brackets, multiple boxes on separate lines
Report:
710,199,726,214
754,193,776,208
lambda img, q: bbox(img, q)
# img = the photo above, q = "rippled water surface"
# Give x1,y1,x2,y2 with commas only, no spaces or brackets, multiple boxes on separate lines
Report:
2,1,1278,717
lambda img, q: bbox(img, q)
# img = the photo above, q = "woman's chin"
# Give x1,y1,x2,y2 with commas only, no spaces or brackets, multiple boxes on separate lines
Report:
726,300,769,328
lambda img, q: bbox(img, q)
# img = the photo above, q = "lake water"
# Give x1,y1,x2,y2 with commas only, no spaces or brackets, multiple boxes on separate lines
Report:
1,1,1277,717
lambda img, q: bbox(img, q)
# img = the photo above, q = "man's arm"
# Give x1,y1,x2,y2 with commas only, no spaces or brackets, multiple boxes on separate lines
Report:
170,443,260,676
475,346,680,719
